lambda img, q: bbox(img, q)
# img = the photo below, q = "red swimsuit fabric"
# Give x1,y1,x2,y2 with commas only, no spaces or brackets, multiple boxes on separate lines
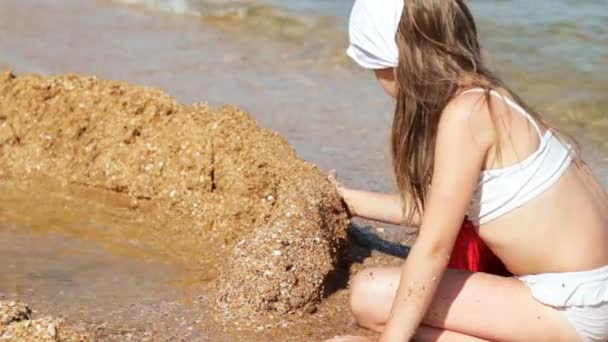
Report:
448,219,511,276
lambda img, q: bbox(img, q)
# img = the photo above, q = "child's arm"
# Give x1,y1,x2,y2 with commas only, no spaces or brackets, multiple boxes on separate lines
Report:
328,170,419,226
379,95,494,341
342,188,419,226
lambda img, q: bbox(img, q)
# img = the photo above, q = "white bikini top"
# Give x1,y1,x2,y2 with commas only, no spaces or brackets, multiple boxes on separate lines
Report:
463,88,574,225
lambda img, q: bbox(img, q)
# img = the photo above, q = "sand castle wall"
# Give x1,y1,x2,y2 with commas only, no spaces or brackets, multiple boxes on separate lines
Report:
0,71,349,325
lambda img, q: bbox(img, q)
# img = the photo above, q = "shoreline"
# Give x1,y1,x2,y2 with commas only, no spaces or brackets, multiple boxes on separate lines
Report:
0,177,403,341
1,1,604,183
0,71,372,341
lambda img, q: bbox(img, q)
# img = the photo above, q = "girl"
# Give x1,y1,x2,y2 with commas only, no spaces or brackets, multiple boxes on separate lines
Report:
328,0,608,341
334,0,510,276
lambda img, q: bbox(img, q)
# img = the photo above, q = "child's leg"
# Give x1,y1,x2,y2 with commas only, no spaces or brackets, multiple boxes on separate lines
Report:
414,326,490,342
349,267,580,341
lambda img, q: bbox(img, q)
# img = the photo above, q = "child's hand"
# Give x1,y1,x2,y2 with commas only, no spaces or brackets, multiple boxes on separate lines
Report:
328,169,346,197
328,170,355,217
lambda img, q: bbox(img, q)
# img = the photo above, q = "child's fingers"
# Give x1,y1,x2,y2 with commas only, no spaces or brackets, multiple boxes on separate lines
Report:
328,169,338,181
328,170,342,190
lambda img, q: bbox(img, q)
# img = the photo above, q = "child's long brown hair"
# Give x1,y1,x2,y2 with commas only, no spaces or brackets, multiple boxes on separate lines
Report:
392,0,575,224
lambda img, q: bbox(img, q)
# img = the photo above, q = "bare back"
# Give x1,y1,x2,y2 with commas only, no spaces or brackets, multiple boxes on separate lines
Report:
474,90,608,276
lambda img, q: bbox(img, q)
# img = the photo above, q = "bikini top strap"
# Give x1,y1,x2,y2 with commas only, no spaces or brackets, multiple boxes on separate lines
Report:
459,88,543,138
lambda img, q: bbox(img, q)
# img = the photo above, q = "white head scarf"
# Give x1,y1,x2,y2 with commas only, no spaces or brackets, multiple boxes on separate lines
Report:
347,0,404,69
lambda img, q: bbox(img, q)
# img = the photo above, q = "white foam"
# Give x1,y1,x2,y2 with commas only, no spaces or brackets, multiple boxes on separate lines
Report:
116,0,199,16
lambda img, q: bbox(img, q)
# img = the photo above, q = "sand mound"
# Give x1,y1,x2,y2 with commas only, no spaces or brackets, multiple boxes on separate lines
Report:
0,71,349,325
0,301,89,341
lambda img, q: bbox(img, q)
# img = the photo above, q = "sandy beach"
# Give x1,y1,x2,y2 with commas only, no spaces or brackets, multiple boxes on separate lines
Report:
0,0,606,341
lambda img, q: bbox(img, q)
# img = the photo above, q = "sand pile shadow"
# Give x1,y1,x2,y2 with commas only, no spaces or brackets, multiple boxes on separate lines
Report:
0,71,349,326
0,301,89,341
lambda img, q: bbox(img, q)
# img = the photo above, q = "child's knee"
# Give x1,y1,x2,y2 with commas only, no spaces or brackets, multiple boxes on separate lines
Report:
348,268,384,329
348,270,368,316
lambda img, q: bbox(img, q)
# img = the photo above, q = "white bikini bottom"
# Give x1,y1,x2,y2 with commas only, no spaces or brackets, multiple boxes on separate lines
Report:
518,265,608,342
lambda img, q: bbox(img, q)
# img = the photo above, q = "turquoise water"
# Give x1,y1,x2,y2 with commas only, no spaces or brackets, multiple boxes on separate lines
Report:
118,0,608,104
107,0,607,181
266,0,608,79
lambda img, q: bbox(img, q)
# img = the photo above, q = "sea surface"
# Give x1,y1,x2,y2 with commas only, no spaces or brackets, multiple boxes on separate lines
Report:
118,0,608,107
112,0,608,168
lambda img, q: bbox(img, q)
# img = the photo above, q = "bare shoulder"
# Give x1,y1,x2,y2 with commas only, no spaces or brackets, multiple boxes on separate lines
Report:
438,90,497,150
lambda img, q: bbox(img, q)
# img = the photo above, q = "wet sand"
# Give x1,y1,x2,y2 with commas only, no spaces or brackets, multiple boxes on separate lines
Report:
0,180,216,341
0,178,397,341
0,69,360,334
0,0,605,341
0,1,396,339
1,300,89,341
